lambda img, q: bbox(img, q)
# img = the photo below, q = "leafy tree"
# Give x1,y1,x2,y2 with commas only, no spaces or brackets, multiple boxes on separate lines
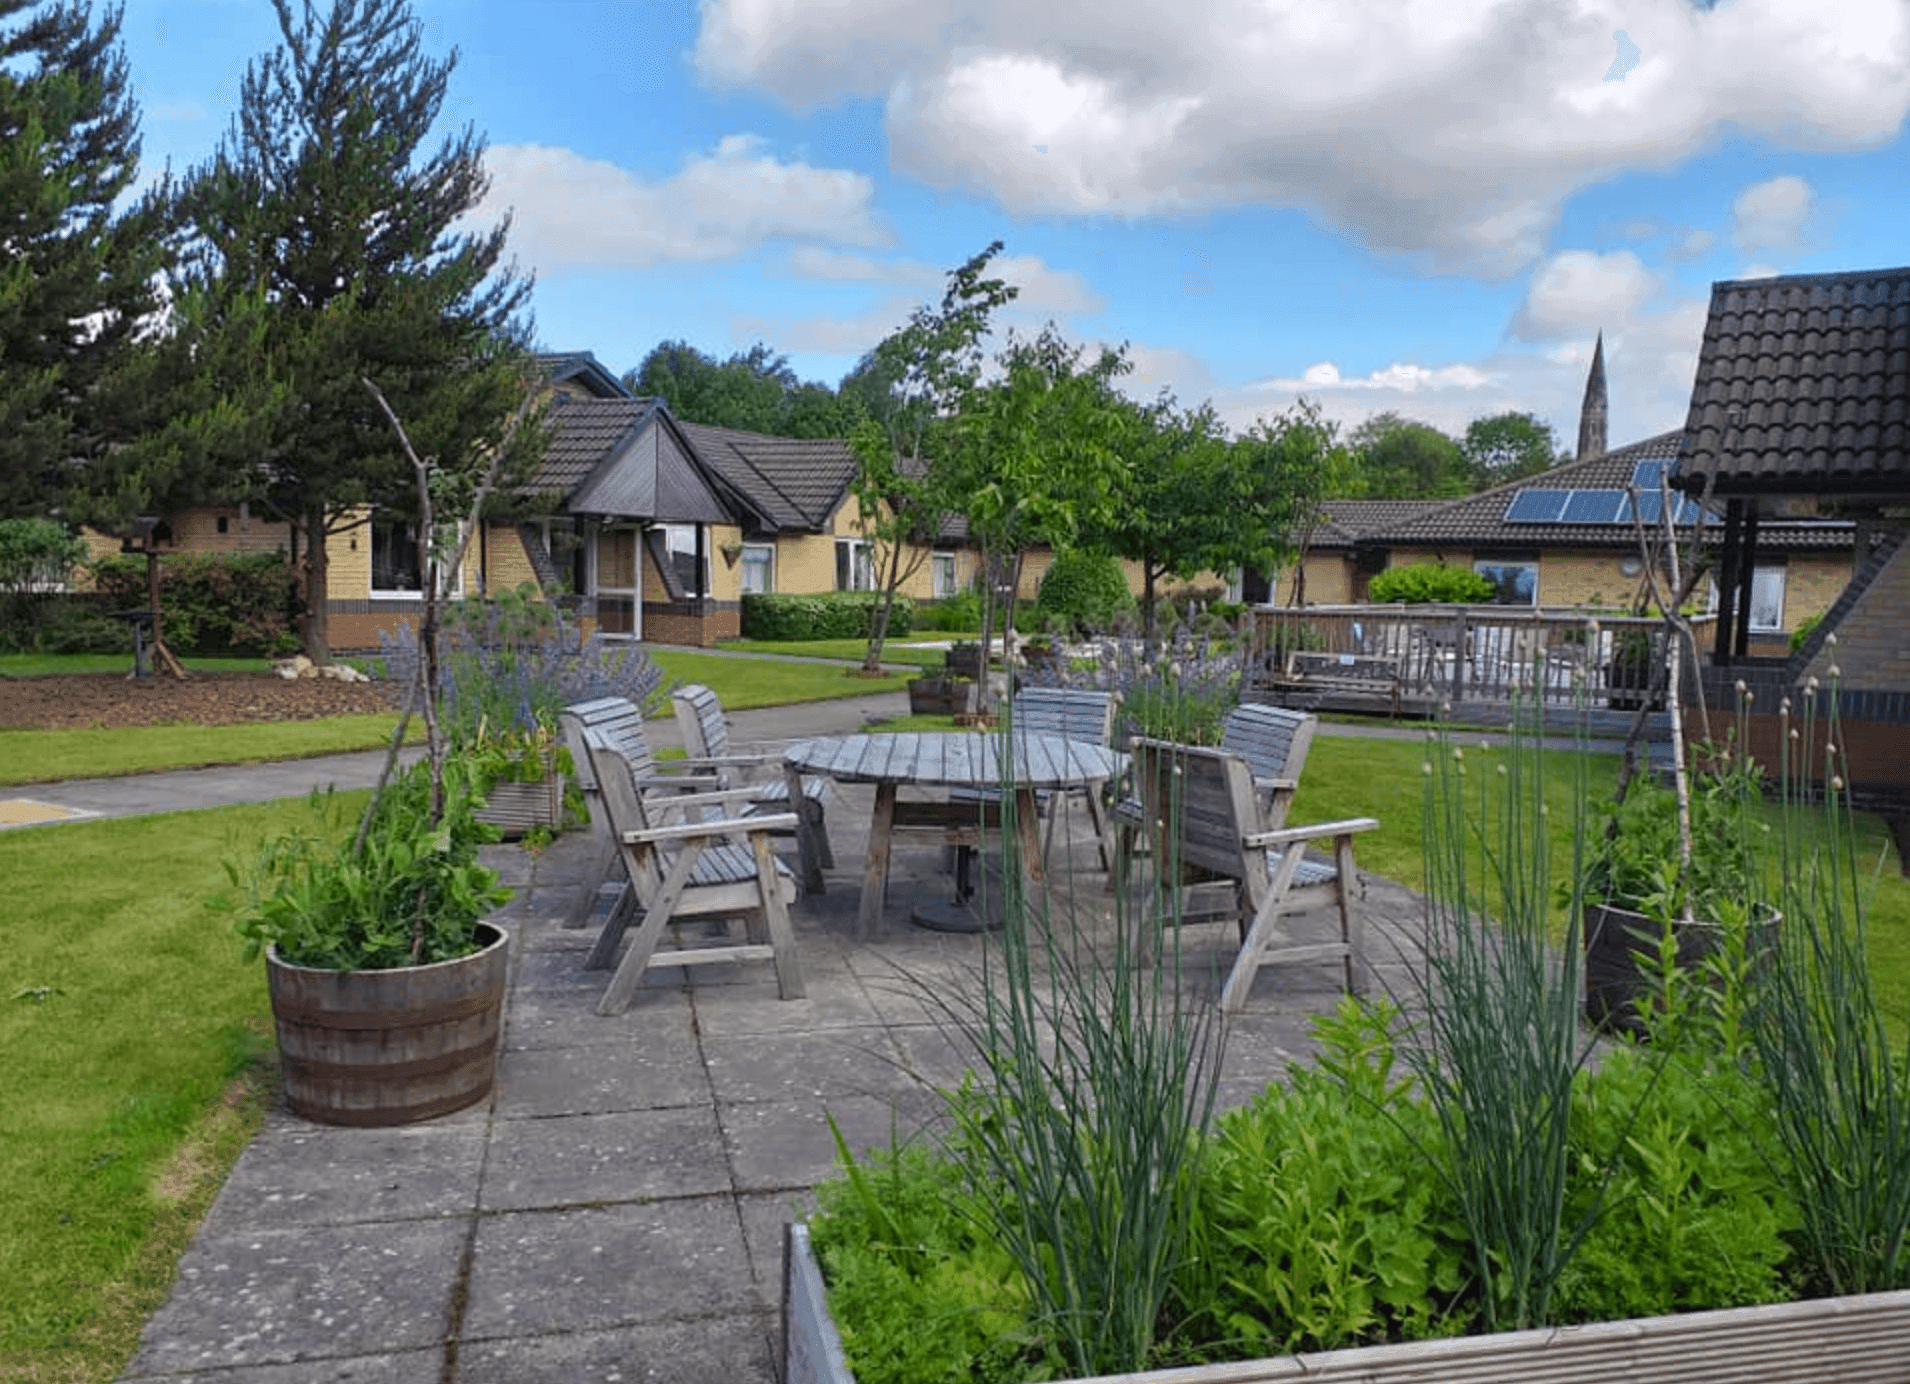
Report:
171,0,538,663
627,338,856,439
841,243,1019,671
952,326,1134,708
1346,412,1470,498
1463,411,1560,487
0,0,170,517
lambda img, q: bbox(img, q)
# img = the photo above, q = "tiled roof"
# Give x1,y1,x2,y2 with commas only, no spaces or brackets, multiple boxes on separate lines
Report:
526,397,658,498
1306,499,1445,547
1676,267,1910,497
1359,433,1849,553
534,351,630,400
676,421,859,533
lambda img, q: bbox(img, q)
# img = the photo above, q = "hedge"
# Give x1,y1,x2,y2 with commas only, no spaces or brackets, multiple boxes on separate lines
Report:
90,552,303,656
740,591,915,641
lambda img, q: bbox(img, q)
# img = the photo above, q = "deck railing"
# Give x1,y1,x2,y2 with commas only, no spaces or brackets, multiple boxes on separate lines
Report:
1245,604,1715,714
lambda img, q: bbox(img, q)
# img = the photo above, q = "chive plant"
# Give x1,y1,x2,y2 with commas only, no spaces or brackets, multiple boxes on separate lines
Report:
1751,657,1910,1295
922,693,1225,1378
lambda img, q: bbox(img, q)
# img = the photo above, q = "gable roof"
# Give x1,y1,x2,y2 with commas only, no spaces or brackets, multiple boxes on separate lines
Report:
535,350,630,400
1306,499,1446,548
675,421,859,533
1675,266,1910,500
528,396,735,525
1353,432,1851,554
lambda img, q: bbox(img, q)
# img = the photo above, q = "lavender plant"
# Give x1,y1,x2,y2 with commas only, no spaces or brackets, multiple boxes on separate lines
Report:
1018,619,1244,746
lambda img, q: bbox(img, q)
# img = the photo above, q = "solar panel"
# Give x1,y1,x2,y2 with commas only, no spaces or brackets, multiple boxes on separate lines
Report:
1505,489,1568,522
1561,489,1627,523
1630,491,1664,525
1631,458,1669,491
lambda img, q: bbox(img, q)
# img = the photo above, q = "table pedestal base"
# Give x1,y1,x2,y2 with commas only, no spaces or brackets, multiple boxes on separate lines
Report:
910,898,1003,933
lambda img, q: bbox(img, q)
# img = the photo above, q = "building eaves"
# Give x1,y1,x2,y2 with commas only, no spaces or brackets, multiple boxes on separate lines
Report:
675,421,859,533
1675,266,1910,498
535,350,631,400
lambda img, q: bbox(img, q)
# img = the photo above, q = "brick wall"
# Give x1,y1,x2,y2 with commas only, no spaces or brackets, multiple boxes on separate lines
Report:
643,600,741,646
1802,534,1910,694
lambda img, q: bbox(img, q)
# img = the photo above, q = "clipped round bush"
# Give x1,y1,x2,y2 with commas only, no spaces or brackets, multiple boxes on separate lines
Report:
1367,563,1496,605
1033,549,1136,637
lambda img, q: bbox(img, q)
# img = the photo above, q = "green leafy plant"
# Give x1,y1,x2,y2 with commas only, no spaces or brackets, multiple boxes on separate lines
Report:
224,756,509,970
1032,547,1137,637
1787,610,1823,654
740,591,915,641
88,552,303,656
1368,563,1495,605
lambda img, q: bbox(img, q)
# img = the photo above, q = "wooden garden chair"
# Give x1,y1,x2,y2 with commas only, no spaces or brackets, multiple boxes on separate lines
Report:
671,683,834,869
1129,736,1376,1014
950,686,1119,869
580,735,804,1015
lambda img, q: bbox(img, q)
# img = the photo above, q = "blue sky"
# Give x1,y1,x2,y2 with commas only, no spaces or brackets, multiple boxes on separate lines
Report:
121,0,1909,451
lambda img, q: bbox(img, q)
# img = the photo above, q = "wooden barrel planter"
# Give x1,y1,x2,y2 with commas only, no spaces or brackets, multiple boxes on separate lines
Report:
908,677,978,716
265,922,509,1126
1584,903,1779,1034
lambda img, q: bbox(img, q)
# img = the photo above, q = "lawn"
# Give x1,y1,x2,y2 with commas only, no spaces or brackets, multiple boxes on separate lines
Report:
0,650,909,785
715,635,970,669
0,799,326,1383
0,654,271,678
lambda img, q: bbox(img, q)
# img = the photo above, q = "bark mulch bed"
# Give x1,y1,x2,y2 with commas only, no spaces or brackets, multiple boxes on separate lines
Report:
0,673,395,731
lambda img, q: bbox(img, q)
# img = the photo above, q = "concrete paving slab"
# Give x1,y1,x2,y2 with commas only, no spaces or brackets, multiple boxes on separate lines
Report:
688,970,885,1039
494,1027,709,1117
503,985,695,1051
718,1089,946,1194
700,1027,918,1106
123,1220,468,1377
461,1199,755,1338
121,1347,443,1383
453,1315,779,1384
480,1107,733,1211
202,1116,486,1233
734,1192,821,1317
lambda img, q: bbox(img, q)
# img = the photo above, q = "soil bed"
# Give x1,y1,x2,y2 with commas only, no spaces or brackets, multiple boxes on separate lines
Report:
0,673,392,731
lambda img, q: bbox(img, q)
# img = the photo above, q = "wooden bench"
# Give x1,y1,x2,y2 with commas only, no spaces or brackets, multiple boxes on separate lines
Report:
1278,650,1403,711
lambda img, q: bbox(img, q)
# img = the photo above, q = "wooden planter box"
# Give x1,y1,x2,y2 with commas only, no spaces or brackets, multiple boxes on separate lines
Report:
475,769,564,838
908,677,978,716
784,1223,1910,1384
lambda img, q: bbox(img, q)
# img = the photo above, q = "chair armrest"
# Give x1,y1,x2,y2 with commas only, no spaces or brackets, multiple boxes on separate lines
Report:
633,772,724,792
621,812,801,846
1256,777,1299,793
1244,817,1381,849
644,785,778,813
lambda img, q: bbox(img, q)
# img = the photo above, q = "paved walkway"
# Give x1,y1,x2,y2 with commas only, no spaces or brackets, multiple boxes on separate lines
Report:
7,693,1430,1383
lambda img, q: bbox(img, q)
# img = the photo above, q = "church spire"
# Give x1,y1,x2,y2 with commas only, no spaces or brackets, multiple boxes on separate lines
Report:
1577,331,1608,461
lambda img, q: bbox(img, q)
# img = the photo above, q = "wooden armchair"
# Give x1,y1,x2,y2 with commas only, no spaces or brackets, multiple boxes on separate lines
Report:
1129,737,1376,1014
581,736,804,1015
671,683,834,869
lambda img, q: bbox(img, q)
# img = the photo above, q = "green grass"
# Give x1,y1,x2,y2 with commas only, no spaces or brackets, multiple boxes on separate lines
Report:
1290,734,1910,1028
0,799,330,1382
0,654,272,677
714,636,970,669
0,651,909,785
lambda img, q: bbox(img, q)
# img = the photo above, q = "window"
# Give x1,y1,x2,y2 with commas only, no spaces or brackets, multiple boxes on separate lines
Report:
594,523,639,638
740,543,774,595
1748,565,1786,632
660,524,708,597
371,518,464,597
1473,561,1538,606
930,551,957,599
835,538,874,592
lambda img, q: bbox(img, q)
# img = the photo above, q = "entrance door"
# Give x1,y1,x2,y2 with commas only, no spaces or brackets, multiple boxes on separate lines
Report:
592,523,641,641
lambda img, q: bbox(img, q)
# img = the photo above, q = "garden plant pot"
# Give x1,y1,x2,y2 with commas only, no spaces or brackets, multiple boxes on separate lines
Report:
266,922,509,1126
1583,902,1779,1034
908,677,977,716
474,770,564,838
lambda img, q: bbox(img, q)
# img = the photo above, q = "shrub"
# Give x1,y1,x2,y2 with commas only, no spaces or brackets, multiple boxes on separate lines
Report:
917,589,982,632
1788,610,1823,654
89,552,303,656
740,591,914,641
1368,563,1495,605
1033,548,1137,636
0,518,86,651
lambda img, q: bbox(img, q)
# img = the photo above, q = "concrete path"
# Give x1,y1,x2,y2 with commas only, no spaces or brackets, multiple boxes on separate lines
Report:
34,691,1435,1384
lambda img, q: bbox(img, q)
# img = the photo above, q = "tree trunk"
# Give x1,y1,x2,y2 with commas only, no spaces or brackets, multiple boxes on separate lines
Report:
304,505,331,665
1142,561,1160,658
863,543,903,673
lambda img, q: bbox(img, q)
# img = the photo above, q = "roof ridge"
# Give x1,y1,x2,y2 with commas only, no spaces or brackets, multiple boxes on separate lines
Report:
1711,265,1910,293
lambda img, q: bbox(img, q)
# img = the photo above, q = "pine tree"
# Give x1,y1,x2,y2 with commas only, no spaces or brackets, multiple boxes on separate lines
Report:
175,0,537,661
0,0,169,517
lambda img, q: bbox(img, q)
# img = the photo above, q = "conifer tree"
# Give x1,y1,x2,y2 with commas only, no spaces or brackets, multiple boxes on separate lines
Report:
0,0,169,517
175,0,537,661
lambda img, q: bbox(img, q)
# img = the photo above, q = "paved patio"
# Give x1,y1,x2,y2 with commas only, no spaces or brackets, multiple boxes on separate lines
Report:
118,724,1433,1384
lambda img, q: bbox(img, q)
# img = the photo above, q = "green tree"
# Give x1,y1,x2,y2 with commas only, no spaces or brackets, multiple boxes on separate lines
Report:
1347,412,1470,498
1463,411,1560,487
842,242,1019,671
953,326,1134,707
173,0,538,662
628,339,856,439
0,0,170,517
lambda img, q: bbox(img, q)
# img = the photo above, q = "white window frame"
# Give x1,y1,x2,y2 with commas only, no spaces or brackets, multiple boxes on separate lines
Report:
740,542,775,595
1748,565,1786,632
930,550,957,599
835,537,874,592
660,523,709,598
590,521,641,641
370,517,465,599
1473,560,1538,607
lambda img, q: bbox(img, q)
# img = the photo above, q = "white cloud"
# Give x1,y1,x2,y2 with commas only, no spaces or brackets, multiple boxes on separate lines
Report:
694,0,1910,275
1667,227,1717,262
1512,249,1661,341
1732,174,1816,252
473,136,889,276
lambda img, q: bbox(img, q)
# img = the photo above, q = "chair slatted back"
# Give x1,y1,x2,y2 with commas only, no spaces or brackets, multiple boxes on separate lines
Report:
563,696,658,794
672,683,729,761
1218,703,1317,830
1010,686,1117,747
1130,738,1261,882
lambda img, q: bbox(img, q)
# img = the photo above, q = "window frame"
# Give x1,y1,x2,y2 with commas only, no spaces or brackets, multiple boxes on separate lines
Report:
1472,559,1538,607
835,537,874,592
370,517,465,599
930,550,958,600
740,542,775,596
